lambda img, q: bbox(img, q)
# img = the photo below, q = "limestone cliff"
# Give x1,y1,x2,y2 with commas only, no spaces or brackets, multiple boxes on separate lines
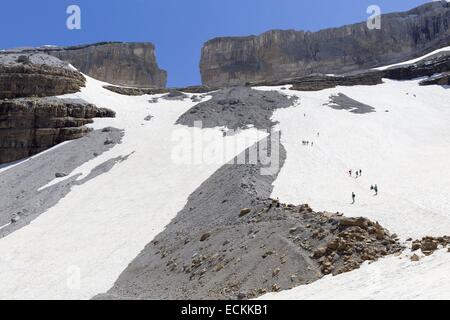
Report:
200,2,450,87
0,98,115,164
46,42,167,88
0,53,85,99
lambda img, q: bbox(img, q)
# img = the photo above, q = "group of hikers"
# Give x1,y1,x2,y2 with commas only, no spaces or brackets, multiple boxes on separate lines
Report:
350,170,379,204
301,133,320,147
349,169,362,178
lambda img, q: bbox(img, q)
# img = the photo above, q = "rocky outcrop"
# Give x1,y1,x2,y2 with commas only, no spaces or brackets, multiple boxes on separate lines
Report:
200,2,450,87
0,53,85,99
411,236,450,256
0,97,115,164
285,72,383,91
420,72,450,86
245,51,450,91
44,42,167,88
103,84,212,96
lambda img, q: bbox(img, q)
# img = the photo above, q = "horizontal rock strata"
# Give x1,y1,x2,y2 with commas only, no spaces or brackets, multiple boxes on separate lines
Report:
0,98,115,163
0,53,85,99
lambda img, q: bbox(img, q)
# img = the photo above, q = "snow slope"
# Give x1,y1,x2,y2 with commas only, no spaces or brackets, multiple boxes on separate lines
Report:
257,77,450,299
0,76,265,300
261,249,450,300
262,80,450,239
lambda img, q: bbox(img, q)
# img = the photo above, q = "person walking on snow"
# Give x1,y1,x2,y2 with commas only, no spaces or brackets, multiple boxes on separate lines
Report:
349,170,352,177
351,192,356,204
374,184,378,195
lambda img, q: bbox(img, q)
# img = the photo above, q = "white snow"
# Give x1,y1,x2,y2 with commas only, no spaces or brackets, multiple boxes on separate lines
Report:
374,46,450,70
256,77,450,300
0,76,265,300
261,250,450,300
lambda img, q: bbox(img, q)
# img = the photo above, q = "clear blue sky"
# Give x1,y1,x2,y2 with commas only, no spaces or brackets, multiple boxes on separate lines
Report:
0,0,429,87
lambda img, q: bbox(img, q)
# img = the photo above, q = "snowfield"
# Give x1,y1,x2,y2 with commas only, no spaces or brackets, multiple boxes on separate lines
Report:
0,49,449,299
0,76,265,299
263,80,450,239
257,78,450,300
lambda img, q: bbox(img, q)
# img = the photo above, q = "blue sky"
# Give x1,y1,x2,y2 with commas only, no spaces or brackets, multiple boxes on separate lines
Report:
0,0,429,87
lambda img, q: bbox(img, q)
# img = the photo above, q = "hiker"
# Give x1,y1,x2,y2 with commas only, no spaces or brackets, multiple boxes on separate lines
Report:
370,185,374,191
359,169,362,176
317,132,320,137
352,192,356,204
374,184,378,195
311,142,314,147
349,170,352,177
356,171,359,178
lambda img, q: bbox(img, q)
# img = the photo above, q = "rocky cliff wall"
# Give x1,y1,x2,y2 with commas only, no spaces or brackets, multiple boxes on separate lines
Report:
200,2,450,87
46,42,167,88
0,98,115,164
0,53,85,99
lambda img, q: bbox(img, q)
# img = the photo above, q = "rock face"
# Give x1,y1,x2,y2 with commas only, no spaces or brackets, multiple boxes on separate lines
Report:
46,42,167,88
200,2,450,87
0,53,85,99
0,98,115,164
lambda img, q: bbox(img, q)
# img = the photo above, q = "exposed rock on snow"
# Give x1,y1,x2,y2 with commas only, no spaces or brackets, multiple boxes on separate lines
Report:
103,85,168,96
162,90,189,101
324,93,375,114
103,84,212,96
411,236,450,256
176,87,296,130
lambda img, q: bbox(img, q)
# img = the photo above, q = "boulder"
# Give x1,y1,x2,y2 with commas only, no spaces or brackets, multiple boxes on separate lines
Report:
239,208,251,217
